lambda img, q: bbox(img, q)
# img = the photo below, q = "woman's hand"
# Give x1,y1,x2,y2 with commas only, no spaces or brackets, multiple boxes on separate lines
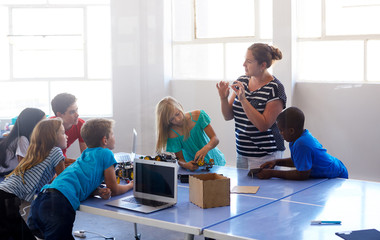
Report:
216,81,230,100
231,81,246,101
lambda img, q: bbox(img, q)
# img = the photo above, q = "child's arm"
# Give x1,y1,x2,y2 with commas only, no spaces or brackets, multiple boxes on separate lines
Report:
49,160,65,183
103,165,133,196
79,141,87,153
257,168,311,180
176,151,199,171
92,185,112,200
194,124,219,163
276,158,295,167
54,160,65,176
64,158,76,168
260,158,293,170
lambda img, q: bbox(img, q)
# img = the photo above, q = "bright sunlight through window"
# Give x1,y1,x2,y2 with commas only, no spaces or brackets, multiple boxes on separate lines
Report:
0,1,112,118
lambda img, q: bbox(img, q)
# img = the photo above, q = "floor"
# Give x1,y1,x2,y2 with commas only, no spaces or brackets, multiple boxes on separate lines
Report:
73,211,205,240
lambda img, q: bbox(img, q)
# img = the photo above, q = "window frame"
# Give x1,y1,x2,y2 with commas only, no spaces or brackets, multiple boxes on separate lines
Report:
0,2,112,119
171,0,273,81
296,0,380,83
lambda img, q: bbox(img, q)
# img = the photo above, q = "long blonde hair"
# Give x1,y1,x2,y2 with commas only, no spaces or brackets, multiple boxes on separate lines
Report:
155,96,189,153
8,118,63,182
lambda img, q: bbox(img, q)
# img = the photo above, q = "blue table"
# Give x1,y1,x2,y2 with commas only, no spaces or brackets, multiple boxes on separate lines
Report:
80,166,328,240
80,185,273,238
186,166,328,200
203,178,380,240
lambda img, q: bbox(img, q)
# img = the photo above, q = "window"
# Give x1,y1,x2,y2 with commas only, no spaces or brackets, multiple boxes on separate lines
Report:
172,0,273,81
296,0,380,82
0,0,112,118
195,0,255,39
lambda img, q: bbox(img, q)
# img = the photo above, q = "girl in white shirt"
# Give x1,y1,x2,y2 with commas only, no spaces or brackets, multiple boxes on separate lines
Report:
0,108,45,176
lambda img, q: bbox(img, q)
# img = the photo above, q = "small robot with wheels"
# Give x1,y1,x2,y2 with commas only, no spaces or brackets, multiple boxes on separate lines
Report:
115,161,133,183
197,158,215,171
142,153,177,163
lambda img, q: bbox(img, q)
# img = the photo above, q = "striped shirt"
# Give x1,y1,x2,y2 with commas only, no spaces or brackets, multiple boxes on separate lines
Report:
0,147,64,202
232,75,287,157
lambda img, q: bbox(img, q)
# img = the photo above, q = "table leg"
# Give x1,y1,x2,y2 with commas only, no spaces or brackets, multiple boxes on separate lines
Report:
134,223,141,240
184,233,194,240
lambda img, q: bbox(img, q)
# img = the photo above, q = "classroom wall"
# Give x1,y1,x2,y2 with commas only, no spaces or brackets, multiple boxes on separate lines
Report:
82,0,380,183
293,82,380,182
109,0,171,157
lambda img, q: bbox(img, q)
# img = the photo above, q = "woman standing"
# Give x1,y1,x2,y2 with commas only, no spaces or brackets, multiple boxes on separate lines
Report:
216,43,287,169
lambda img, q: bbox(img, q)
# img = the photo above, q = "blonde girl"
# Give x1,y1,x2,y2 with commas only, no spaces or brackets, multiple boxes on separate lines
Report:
0,118,66,240
156,96,225,171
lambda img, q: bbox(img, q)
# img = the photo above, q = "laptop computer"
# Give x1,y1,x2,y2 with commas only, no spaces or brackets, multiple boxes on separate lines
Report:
106,158,178,213
114,128,137,163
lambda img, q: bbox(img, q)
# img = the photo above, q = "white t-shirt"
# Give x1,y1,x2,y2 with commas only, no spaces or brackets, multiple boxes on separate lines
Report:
0,136,29,174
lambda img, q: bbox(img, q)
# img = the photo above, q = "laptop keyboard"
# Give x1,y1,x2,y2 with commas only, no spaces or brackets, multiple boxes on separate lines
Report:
114,152,132,162
123,197,168,207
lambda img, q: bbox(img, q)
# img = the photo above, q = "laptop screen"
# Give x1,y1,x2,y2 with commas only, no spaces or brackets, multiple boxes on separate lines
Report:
131,128,137,157
134,161,176,198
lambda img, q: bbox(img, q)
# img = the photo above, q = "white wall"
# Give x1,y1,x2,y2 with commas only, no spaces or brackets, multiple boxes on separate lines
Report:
293,83,380,182
110,0,171,157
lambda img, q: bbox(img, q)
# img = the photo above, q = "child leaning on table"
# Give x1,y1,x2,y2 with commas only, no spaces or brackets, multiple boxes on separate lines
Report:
0,118,66,240
155,96,226,171
29,118,133,240
256,107,348,180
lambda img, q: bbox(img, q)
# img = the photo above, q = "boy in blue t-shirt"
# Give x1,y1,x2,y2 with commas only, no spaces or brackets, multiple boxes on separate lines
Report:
256,107,348,180
29,118,133,239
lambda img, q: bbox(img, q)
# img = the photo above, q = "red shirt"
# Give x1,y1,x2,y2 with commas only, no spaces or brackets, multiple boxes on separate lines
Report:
50,117,85,157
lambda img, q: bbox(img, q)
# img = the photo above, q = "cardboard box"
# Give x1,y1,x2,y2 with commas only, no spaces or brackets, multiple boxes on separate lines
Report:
189,173,230,209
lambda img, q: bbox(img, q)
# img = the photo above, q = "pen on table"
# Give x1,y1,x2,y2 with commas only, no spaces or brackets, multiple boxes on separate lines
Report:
311,220,341,225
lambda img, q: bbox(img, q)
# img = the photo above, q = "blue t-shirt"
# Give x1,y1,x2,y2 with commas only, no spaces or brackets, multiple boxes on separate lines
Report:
42,147,116,210
290,129,348,178
166,110,225,166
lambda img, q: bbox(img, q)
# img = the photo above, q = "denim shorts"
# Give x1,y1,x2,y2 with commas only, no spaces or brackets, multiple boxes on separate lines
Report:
30,189,76,240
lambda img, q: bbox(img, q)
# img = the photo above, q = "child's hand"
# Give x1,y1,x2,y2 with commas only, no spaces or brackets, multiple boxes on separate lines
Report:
194,149,208,164
256,169,273,179
185,160,199,171
260,160,276,169
248,168,262,178
97,187,112,200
